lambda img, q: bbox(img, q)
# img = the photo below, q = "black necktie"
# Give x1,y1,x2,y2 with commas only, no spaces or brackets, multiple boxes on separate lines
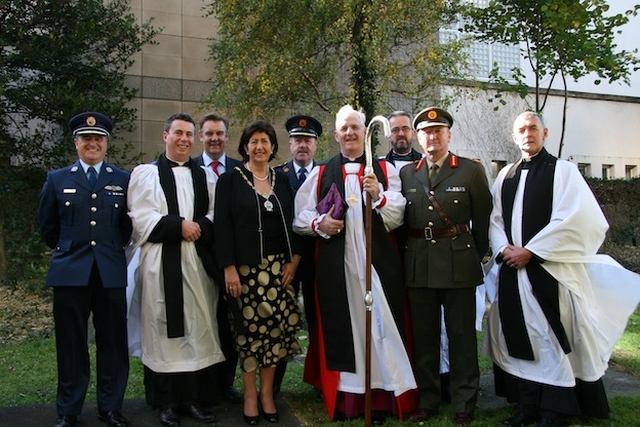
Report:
87,166,97,188
298,167,307,184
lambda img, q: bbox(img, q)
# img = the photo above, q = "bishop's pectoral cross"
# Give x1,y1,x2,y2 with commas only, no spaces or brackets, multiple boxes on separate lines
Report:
347,193,359,207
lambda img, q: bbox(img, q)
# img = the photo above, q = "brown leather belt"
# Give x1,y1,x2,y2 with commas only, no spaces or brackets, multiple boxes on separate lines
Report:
408,224,470,240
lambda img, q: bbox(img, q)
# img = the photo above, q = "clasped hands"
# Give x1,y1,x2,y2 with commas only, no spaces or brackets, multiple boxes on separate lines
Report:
502,244,533,269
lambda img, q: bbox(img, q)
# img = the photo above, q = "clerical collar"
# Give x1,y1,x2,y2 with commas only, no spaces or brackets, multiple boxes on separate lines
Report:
391,151,413,161
166,156,188,167
521,150,544,169
341,154,365,164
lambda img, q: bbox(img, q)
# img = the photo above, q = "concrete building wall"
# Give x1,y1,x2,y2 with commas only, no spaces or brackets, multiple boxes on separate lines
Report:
123,0,640,175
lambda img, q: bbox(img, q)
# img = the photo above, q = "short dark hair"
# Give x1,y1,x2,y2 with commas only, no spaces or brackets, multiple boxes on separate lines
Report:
237,120,279,162
164,113,196,132
388,110,413,123
199,113,229,133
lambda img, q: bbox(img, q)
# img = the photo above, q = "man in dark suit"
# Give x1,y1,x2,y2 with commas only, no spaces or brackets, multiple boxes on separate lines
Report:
39,112,132,427
192,112,242,404
193,112,242,175
273,114,322,395
401,107,492,426
383,110,423,170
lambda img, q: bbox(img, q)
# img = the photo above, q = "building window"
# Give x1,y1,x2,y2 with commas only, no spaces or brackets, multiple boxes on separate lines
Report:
441,0,520,81
625,165,637,179
602,164,614,180
577,163,591,177
491,160,507,178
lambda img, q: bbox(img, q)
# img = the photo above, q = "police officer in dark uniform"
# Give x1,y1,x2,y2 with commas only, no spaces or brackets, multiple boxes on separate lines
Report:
273,114,322,395
39,112,132,427
400,107,491,426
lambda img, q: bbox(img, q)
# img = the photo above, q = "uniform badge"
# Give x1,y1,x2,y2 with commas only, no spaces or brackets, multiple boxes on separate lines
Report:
299,118,308,128
105,166,113,173
71,166,79,172
63,188,77,194
86,116,96,126
427,110,438,120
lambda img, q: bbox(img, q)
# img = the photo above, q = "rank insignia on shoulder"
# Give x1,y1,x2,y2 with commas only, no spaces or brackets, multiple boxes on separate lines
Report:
71,166,79,172
449,155,459,168
105,166,113,173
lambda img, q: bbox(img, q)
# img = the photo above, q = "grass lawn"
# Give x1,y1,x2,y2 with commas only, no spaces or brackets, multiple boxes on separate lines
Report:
0,280,640,427
1,309,639,426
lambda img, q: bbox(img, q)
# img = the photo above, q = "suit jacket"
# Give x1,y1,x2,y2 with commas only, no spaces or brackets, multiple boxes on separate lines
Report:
39,160,132,288
274,160,317,192
193,153,242,173
400,153,491,289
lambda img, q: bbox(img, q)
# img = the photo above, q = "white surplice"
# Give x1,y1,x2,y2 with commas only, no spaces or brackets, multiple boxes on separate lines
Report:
484,159,640,387
126,164,224,373
293,162,417,395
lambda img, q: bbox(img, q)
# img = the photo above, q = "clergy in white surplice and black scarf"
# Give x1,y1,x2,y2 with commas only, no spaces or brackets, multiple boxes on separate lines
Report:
484,111,640,427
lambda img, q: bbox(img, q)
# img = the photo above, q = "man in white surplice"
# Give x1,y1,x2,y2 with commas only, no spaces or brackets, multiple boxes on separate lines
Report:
485,111,640,427
127,113,224,426
293,105,417,421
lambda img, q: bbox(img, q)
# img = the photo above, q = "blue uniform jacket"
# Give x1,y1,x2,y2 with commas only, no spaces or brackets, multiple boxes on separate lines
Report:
38,161,132,288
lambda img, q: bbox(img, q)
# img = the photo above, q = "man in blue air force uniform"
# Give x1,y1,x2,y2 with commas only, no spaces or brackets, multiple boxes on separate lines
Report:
39,112,132,427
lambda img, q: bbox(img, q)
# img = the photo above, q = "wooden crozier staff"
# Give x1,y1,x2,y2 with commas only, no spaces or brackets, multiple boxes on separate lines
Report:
363,116,391,427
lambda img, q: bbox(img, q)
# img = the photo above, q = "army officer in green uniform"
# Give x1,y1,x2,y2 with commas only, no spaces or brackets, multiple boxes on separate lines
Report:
401,107,492,426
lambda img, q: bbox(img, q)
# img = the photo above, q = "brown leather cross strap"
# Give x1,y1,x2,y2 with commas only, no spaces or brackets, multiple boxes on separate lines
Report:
408,224,470,240
421,182,454,227
412,182,470,239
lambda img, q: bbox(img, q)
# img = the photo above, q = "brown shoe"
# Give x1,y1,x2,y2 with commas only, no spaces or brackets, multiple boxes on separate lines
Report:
454,412,473,426
408,408,436,422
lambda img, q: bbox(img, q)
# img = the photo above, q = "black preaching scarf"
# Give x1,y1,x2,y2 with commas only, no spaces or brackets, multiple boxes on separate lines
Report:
149,153,209,338
315,154,405,372
499,148,571,360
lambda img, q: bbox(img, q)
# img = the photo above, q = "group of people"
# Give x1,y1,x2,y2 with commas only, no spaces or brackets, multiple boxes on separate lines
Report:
39,106,639,427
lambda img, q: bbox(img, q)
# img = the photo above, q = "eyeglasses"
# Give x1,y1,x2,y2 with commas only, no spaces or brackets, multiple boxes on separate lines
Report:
390,126,412,134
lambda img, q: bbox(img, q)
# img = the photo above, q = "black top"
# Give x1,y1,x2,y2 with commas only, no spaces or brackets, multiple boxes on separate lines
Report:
214,165,301,268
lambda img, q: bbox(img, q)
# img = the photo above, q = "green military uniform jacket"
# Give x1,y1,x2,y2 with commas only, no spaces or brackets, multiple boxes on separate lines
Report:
400,153,492,288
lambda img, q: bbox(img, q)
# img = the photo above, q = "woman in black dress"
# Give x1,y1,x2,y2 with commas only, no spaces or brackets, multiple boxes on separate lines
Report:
214,120,302,425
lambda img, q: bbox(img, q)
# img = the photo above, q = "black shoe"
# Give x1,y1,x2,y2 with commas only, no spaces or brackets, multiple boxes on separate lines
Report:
53,415,77,427
159,407,180,427
503,411,538,426
454,412,473,426
184,405,217,423
408,408,436,423
223,386,242,404
537,416,565,427
262,411,279,423
243,413,260,426
98,410,128,427
334,411,348,421
371,411,386,425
